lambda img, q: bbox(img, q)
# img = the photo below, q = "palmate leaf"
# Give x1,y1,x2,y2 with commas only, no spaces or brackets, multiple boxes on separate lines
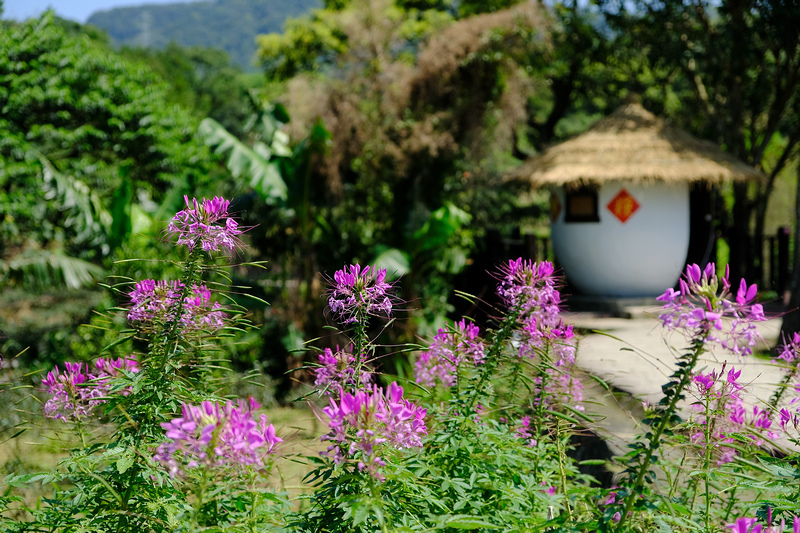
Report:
372,247,411,278
198,117,288,204
1,249,104,289
36,151,112,245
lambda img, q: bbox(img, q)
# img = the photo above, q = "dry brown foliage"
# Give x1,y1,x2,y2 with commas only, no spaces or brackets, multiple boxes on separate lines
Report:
280,1,550,198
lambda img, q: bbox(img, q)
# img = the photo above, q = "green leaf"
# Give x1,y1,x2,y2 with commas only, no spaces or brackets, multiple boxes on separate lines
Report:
547,409,581,425
101,333,137,353
372,247,411,278
352,501,370,526
108,167,133,250
198,117,288,203
116,454,134,474
2,250,104,290
271,102,291,124
441,515,501,529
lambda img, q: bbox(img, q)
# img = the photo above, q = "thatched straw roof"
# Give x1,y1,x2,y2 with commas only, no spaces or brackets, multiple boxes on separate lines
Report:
513,103,763,188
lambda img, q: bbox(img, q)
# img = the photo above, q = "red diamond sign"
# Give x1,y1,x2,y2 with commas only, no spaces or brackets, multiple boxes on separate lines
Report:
607,189,640,223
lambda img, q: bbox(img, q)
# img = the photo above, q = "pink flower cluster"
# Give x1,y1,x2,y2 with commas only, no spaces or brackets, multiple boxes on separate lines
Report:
313,347,373,395
532,369,584,411
497,259,576,363
327,263,393,325
599,491,622,523
728,510,800,533
41,357,139,421
321,382,427,480
497,258,561,320
496,259,582,407
515,415,537,446
519,317,576,364
776,382,800,434
657,263,766,356
414,319,486,388
154,398,282,478
689,366,777,464
777,332,800,367
128,279,226,331
167,196,244,254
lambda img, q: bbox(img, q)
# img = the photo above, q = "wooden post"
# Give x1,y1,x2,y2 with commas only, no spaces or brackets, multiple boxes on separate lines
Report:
779,226,790,292
769,235,777,290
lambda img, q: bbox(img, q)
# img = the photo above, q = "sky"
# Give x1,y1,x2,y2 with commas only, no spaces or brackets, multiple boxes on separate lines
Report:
3,0,200,23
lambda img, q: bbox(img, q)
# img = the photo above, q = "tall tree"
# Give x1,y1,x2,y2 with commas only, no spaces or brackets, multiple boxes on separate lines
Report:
0,12,213,284
121,43,252,136
521,0,614,150
599,0,800,284
253,0,549,337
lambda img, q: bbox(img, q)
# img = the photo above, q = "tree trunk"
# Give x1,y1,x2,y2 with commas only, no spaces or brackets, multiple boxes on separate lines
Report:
728,182,752,284
777,162,800,350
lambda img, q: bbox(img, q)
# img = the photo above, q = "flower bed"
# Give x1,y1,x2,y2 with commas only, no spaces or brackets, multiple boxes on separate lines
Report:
3,196,800,532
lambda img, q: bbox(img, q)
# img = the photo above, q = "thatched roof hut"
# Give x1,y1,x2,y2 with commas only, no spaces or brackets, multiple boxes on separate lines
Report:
511,102,762,298
513,102,763,188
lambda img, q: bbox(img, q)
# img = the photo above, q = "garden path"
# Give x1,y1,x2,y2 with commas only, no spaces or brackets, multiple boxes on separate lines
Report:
565,304,785,458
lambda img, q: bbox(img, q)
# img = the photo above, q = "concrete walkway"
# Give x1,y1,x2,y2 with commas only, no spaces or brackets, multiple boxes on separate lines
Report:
563,303,787,455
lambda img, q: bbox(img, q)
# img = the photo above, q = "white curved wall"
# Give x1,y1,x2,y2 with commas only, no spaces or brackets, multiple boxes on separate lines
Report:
551,181,690,297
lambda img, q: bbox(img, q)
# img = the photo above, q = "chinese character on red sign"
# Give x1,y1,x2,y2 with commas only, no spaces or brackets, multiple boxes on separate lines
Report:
606,189,640,223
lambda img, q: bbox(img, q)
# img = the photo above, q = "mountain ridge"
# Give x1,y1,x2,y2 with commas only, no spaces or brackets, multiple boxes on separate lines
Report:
87,0,320,70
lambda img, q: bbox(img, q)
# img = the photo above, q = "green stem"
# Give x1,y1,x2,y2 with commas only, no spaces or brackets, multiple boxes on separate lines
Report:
615,332,707,531
367,469,389,533
768,367,796,414
703,394,712,533
74,417,88,450
191,468,210,533
463,308,520,415
157,247,203,365
352,314,369,390
248,473,258,533
722,486,738,522
532,350,552,437
687,475,700,519
115,466,138,533
555,419,572,521
79,466,124,507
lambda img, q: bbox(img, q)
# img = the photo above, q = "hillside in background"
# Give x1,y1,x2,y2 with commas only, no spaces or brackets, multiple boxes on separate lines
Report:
87,0,319,69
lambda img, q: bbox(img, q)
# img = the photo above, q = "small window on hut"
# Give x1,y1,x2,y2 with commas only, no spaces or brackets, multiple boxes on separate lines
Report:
564,186,599,223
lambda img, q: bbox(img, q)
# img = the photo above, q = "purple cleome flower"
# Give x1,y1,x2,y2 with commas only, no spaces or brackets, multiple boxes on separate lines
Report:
41,357,139,421
495,259,582,408
515,415,537,446
727,513,800,533
518,316,576,365
777,332,800,366
657,263,766,356
166,196,244,255
496,259,576,363
128,279,227,331
497,258,561,323
327,263,394,325
128,279,181,322
313,347,373,395
414,319,486,388
154,398,282,478
321,382,427,480
531,369,584,412
688,366,777,464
